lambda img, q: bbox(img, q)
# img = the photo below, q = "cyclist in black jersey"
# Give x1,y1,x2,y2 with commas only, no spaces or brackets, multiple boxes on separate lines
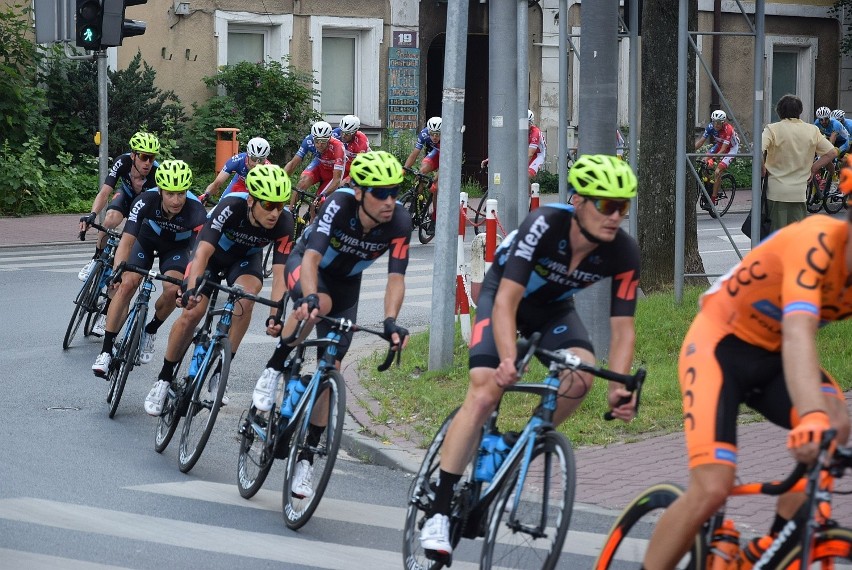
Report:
91,160,208,378
419,154,642,556
143,164,295,416
78,132,160,283
252,150,412,500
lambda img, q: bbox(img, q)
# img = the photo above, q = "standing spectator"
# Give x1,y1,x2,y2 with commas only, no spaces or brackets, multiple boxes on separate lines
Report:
762,94,836,231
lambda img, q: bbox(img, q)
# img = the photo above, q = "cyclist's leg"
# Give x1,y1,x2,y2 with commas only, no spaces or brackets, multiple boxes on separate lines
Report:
224,254,264,353
101,194,129,248
421,153,439,220
151,249,189,327
714,153,735,199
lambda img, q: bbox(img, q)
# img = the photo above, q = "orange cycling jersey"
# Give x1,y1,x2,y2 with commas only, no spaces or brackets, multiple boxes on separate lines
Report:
701,215,852,349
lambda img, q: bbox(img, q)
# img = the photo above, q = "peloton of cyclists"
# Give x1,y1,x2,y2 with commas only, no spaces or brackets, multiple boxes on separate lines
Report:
91,160,208,378
814,106,849,195
332,114,372,182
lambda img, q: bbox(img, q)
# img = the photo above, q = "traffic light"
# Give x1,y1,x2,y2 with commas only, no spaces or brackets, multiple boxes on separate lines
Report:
100,0,147,47
76,0,103,50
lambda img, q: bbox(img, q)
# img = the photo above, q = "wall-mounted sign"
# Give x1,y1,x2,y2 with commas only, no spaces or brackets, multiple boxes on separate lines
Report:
388,47,420,131
392,30,418,48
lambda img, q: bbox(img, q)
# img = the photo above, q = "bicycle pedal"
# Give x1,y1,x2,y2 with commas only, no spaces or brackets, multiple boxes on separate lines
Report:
424,549,452,565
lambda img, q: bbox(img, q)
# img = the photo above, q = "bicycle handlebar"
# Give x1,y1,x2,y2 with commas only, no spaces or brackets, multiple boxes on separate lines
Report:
112,261,184,288
193,271,285,312
403,166,434,184
315,315,401,372
515,333,646,421
79,220,122,242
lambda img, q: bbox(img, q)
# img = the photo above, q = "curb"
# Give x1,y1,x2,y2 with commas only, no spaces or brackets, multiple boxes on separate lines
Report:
0,241,83,249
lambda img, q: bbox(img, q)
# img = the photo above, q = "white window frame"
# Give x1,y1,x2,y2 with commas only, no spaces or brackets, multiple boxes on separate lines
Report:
764,35,818,123
309,16,383,127
214,11,293,69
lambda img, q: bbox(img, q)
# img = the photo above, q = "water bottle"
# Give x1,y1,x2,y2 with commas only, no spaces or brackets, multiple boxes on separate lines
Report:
187,341,206,378
739,535,773,570
474,431,519,483
706,519,740,570
281,374,311,418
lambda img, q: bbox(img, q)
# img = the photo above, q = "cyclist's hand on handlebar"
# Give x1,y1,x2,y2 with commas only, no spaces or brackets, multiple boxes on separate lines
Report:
382,317,409,351
265,313,283,337
293,294,320,323
178,280,201,310
788,410,831,464
495,356,520,388
79,212,96,233
607,387,637,422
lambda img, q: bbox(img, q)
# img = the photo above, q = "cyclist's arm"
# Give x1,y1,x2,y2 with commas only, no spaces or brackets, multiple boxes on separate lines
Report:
694,136,708,151
527,145,537,161
270,262,287,318
320,169,343,197
204,170,231,199
813,144,838,174
782,312,824,415
112,233,136,271
383,272,405,320
403,147,421,169
89,182,116,217
492,278,524,366
606,315,638,420
298,249,321,299
283,154,302,176
185,241,215,299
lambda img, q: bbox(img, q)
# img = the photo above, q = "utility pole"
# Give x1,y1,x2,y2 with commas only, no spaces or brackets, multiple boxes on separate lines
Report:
427,0,469,370
575,0,619,360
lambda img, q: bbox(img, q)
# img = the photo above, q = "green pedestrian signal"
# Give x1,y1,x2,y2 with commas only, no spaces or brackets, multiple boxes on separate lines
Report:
76,0,103,50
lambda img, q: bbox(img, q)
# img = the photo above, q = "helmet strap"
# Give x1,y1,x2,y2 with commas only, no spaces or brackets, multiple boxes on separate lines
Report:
574,202,605,245
357,195,384,229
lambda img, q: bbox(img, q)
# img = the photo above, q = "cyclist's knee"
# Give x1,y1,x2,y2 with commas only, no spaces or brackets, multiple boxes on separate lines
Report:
685,465,734,515
104,210,123,228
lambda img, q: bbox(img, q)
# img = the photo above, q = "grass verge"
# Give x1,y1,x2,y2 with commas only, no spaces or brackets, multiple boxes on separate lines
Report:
359,286,852,450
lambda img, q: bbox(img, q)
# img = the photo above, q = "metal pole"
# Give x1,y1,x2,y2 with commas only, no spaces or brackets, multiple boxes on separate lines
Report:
487,0,519,231
674,0,688,302
750,1,765,247
575,0,619,358
98,49,109,208
558,0,569,202
518,1,530,218
428,0,469,371
627,0,639,236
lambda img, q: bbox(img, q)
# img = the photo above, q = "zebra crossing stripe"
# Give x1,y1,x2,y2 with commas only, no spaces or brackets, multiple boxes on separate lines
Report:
0,547,129,569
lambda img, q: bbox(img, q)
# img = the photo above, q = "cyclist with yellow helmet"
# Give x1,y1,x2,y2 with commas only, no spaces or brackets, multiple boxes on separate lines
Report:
92,160,208,377
78,132,161,286
252,150,412,500
144,164,295,416
419,154,642,557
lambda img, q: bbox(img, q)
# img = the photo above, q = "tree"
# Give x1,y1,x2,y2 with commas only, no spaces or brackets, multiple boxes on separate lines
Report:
831,1,852,55
637,0,704,292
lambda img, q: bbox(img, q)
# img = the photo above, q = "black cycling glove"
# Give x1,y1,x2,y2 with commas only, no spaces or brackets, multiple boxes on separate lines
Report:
383,317,409,345
81,212,97,226
297,294,320,315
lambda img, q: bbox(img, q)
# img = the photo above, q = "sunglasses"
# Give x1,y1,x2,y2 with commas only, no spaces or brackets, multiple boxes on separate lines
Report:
366,185,401,200
137,153,156,163
257,199,285,212
588,198,630,216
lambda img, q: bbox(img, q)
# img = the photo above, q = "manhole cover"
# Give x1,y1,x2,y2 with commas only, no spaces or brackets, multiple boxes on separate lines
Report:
46,406,81,411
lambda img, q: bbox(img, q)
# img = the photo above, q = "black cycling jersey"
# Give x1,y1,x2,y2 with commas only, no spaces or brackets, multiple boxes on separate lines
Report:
197,193,294,267
124,189,208,246
104,153,158,200
484,204,641,317
294,188,412,279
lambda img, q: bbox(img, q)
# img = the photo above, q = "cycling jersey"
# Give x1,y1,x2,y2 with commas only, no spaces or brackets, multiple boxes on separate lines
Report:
219,152,272,197
294,188,412,279
104,153,158,200
197,193,295,269
528,125,547,161
814,117,849,150
701,122,740,155
331,127,372,177
124,189,207,245
301,138,346,192
414,127,441,154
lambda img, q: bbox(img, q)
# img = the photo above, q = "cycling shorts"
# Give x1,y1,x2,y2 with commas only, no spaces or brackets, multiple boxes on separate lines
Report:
679,312,843,469
188,251,264,298
421,149,440,173
222,174,246,198
284,249,362,361
469,285,594,370
106,191,136,218
300,165,334,192
129,235,192,275
528,153,545,178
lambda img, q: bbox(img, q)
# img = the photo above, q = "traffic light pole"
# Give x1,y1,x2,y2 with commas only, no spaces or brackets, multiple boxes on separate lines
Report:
97,50,109,202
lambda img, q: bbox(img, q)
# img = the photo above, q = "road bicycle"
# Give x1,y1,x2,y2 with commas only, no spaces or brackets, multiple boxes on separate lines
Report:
402,333,646,570
400,166,436,244
153,273,284,473
594,430,852,569
696,158,737,219
807,164,847,215
104,262,182,419
261,188,320,278
63,221,121,350
237,315,400,529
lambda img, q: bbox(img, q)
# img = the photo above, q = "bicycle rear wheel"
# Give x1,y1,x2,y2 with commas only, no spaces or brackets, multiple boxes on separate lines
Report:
262,242,274,278
418,193,435,244
823,182,845,214
473,191,489,235
283,370,346,530
776,526,852,567
237,405,277,499
594,482,704,569
714,173,736,217
178,337,232,473
107,305,145,418
63,265,101,350
154,344,190,453
807,178,824,213
481,431,576,570
402,408,461,570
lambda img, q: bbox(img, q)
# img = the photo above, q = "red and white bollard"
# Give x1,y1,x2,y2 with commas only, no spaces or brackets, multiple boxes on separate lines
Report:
456,192,471,342
485,198,498,275
471,198,500,305
529,182,540,211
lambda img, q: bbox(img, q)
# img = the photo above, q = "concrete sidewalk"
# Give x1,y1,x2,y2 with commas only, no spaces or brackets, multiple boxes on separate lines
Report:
6,209,851,541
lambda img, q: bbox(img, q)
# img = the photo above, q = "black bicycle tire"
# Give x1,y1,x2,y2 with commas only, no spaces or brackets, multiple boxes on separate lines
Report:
480,431,576,570
108,304,145,419
715,173,736,217
807,178,824,213
262,242,274,279
106,304,136,406
178,337,232,473
473,191,489,236
83,263,108,337
823,181,845,214
62,265,100,349
153,346,190,454
402,408,460,570
418,193,435,244
594,482,704,569
237,405,277,499
283,370,346,530
775,526,852,567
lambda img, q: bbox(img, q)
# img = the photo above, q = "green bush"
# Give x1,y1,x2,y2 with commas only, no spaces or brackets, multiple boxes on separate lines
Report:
532,169,559,194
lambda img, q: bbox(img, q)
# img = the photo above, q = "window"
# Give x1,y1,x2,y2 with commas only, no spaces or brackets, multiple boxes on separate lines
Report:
764,36,818,122
214,11,293,69
310,16,382,127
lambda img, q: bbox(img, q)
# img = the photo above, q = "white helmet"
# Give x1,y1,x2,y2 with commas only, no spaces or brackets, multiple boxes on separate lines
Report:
710,110,726,122
339,115,360,134
311,121,333,140
426,116,442,133
832,109,846,121
528,109,534,123
246,137,270,159
816,106,832,119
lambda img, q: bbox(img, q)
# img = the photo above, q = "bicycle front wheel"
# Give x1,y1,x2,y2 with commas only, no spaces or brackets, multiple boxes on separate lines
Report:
107,305,145,418
178,337,232,473
237,405,277,499
806,179,824,213
262,242,274,279
473,191,489,236
715,173,736,217
776,526,852,567
154,345,190,453
594,482,704,569
824,181,845,214
418,193,435,244
63,265,101,350
283,370,346,530
481,431,576,570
